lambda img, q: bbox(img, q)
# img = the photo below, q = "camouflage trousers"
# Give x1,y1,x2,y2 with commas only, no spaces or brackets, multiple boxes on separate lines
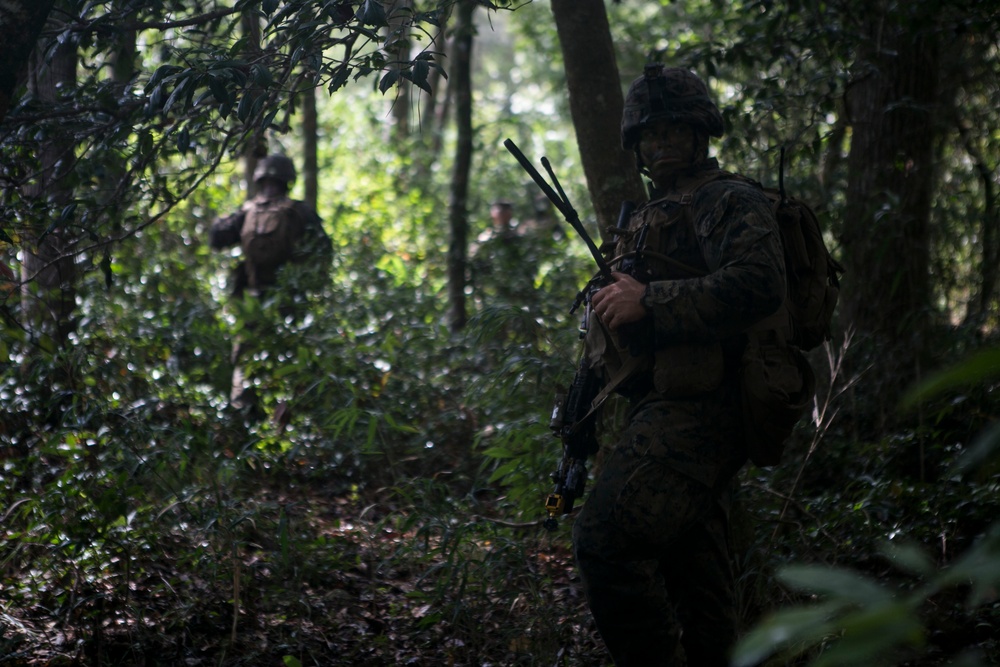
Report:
573,401,740,667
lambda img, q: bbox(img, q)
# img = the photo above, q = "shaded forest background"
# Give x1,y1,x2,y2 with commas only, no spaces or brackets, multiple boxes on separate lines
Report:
2,1,999,665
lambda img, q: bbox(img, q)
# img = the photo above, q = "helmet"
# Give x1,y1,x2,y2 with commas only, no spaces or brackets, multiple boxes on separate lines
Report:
621,64,724,150
253,155,296,185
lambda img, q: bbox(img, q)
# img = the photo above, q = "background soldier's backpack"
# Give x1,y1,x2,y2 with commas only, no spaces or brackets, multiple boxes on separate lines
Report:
240,195,305,286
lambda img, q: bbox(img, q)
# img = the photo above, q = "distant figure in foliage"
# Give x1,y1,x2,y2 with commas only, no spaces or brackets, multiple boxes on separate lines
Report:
469,199,530,307
209,154,332,413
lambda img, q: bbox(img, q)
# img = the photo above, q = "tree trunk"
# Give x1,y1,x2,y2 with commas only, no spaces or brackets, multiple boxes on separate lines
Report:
302,84,319,210
385,0,412,139
0,0,57,123
416,22,448,173
550,0,646,240
20,15,78,346
241,12,266,196
445,0,475,333
842,14,941,421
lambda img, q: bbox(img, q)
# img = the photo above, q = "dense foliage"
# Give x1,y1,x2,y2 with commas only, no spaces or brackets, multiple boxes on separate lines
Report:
2,1,999,666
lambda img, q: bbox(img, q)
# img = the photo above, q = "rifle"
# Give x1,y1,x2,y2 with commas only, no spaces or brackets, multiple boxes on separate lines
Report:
504,139,639,530
503,139,612,283
544,356,601,531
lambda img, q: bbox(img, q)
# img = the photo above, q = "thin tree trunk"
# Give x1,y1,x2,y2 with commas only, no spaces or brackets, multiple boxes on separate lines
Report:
550,0,646,239
241,12,266,196
446,0,475,333
385,0,412,139
21,15,78,346
302,84,319,210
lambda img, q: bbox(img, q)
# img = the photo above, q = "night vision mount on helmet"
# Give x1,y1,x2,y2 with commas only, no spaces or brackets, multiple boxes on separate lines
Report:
253,155,297,185
621,64,725,150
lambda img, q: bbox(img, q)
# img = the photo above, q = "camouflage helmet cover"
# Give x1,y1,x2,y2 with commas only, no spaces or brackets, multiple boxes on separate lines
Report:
621,64,724,150
253,154,297,185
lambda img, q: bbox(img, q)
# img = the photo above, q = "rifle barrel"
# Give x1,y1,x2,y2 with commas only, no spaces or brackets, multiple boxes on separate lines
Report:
503,138,613,281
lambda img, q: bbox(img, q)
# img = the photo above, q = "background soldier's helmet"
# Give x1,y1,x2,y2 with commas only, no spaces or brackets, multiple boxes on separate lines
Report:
253,155,297,185
621,64,724,150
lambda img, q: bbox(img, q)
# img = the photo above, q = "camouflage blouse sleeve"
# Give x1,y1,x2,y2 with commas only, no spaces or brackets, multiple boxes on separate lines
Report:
642,179,785,343
209,210,245,249
292,202,332,263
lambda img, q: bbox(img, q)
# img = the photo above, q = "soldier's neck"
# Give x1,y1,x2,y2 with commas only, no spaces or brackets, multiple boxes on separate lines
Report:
256,182,288,199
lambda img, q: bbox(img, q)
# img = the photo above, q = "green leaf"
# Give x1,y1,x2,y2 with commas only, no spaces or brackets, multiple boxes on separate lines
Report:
879,539,935,578
778,565,893,605
379,69,399,94
481,446,515,459
163,76,191,115
899,348,1000,410
950,421,1000,475
251,64,273,88
937,525,1000,606
38,204,76,243
237,92,253,122
731,602,841,667
145,64,182,91
357,0,388,27
813,602,924,667
208,75,232,106
176,126,190,155
407,59,431,93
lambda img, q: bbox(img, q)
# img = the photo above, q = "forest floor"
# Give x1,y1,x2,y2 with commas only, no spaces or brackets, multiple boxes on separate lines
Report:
1,468,609,667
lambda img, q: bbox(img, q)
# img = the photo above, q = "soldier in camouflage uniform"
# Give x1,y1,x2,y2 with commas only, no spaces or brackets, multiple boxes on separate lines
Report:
571,65,786,666
210,155,332,411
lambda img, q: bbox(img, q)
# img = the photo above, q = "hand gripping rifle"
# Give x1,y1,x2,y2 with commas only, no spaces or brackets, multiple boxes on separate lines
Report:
503,138,608,530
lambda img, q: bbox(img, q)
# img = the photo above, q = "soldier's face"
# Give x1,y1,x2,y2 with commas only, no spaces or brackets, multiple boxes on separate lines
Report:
490,204,513,228
638,120,696,181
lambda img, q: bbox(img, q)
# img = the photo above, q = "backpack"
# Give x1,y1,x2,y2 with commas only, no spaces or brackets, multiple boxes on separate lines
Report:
677,166,843,352
758,177,845,352
240,195,305,286
732,167,844,466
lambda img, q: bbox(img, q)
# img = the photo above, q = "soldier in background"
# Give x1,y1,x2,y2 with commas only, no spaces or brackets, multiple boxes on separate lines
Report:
210,154,332,413
469,199,534,307
569,65,787,666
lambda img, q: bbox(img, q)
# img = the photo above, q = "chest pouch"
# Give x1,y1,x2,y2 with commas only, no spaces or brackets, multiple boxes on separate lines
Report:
613,200,725,398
